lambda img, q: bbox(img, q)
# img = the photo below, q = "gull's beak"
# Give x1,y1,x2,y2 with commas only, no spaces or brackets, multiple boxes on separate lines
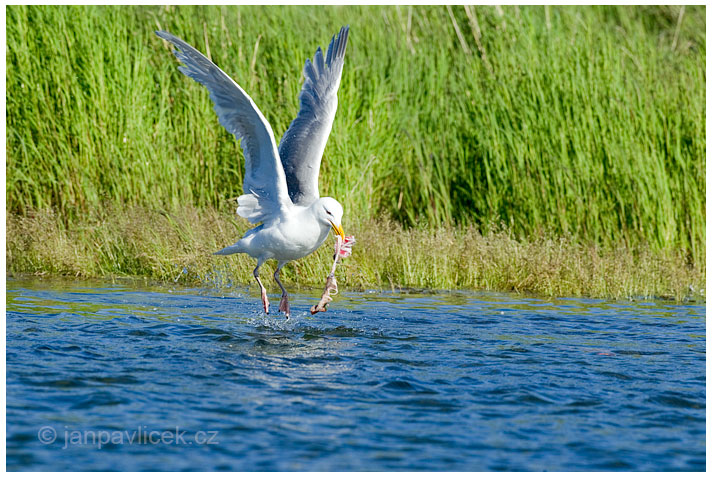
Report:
330,221,345,241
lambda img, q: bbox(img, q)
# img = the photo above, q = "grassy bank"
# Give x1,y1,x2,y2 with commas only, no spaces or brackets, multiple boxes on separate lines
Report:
5,5,706,299
7,6,706,258
7,206,704,301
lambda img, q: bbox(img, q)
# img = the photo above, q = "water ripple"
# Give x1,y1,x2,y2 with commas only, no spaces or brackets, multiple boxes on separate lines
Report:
5,278,705,471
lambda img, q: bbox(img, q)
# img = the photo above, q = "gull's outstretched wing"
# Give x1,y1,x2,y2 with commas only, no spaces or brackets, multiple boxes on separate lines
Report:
156,30,292,224
278,26,349,206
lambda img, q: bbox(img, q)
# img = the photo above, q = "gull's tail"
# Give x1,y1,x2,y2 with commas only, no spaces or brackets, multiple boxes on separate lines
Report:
214,243,243,255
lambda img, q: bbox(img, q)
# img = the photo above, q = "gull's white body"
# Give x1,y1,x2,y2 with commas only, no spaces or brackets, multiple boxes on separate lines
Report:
156,27,350,316
220,202,338,262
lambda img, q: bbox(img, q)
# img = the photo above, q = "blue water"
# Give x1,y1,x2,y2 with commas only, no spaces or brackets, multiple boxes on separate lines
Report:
6,277,706,471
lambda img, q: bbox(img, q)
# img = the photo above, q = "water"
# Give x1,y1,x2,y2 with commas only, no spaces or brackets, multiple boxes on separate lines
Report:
6,277,705,471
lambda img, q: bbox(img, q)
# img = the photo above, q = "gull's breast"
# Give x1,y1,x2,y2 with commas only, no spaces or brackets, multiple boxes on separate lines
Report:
269,217,330,261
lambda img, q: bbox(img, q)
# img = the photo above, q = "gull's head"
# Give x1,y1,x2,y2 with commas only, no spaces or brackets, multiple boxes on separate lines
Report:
314,197,345,240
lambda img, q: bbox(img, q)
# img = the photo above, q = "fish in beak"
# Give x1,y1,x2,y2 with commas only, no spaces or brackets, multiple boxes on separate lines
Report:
330,221,345,241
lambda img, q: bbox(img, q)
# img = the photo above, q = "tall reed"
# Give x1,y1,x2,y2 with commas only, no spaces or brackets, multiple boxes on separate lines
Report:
6,6,706,264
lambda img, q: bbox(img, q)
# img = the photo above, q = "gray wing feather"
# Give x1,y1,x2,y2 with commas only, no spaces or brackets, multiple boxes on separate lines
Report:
156,30,292,223
278,26,349,206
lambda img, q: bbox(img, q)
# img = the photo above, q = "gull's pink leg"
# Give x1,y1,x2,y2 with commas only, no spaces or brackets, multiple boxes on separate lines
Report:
253,261,269,314
258,279,269,314
278,294,290,318
274,261,290,318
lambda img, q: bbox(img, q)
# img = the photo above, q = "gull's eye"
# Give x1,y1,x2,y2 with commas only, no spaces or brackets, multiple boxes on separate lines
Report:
325,209,332,216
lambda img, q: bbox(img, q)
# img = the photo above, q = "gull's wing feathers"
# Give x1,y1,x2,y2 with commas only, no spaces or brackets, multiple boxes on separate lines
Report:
278,26,349,206
156,30,292,224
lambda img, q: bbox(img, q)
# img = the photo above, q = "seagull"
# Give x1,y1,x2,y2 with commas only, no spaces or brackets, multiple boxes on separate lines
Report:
156,26,350,318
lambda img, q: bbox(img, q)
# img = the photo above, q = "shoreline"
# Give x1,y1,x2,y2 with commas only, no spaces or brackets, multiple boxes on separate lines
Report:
7,205,705,303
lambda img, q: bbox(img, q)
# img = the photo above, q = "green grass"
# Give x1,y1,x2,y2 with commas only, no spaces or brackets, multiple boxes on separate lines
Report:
5,5,706,297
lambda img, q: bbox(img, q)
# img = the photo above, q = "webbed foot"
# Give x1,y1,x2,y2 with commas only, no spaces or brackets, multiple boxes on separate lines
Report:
279,294,290,318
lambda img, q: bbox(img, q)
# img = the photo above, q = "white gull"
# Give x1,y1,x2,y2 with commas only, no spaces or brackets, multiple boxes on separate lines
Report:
156,26,350,317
